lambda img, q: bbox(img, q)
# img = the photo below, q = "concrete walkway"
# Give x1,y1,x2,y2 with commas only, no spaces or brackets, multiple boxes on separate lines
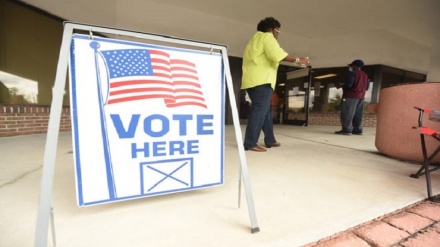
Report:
1,125,439,246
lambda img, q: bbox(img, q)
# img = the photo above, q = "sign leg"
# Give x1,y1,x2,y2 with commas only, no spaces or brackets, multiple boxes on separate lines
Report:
50,207,57,247
34,24,73,247
222,51,260,233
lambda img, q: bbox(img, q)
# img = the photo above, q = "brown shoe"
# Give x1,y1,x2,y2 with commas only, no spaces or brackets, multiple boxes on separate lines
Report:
244,145,267,152
265,142,281,148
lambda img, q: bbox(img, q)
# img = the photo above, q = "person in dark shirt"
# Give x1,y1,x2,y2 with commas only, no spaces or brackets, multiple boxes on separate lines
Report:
335,59,369,135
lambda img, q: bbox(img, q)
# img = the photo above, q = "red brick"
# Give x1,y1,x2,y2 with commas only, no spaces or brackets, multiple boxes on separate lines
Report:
400,228,440,247
354,221,409,247
312,232,370,247
383,212,434,234
433,222,440,233
2,120,17,124
20,112,37,116
407,202,440,221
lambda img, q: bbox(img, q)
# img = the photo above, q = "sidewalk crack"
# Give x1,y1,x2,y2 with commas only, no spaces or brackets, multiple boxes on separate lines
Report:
0,166,42,188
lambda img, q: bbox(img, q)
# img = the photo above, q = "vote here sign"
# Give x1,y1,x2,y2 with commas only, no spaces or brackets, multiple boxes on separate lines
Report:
69,34,225,206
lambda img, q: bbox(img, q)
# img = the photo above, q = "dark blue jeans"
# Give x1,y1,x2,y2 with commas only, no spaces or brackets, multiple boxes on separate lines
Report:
340,97,364,133
243,84,276,148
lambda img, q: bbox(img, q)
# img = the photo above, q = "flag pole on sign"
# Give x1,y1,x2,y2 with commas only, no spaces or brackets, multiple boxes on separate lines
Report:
89,41,117,200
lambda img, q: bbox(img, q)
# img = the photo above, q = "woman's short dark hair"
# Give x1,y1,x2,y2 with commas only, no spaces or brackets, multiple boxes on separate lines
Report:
257,17,281,32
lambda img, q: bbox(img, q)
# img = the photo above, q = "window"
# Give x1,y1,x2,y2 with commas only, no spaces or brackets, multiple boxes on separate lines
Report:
307,65,425,113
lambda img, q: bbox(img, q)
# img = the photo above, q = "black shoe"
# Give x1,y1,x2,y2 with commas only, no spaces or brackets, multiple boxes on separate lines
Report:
352,131,363,135
334,130,351,135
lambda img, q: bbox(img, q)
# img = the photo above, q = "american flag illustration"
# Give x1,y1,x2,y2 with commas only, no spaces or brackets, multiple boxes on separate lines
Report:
100,48,207,108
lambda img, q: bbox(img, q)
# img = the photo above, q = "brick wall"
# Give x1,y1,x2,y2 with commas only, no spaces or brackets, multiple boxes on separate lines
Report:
0,105,377,137
293,112,377,127
0,105,71,137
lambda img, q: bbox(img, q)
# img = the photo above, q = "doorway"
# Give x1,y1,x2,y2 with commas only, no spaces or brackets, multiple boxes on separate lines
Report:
280,67,312,126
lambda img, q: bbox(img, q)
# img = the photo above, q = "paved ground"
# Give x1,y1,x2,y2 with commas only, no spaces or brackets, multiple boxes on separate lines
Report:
1,125,439,246
305,199,440,247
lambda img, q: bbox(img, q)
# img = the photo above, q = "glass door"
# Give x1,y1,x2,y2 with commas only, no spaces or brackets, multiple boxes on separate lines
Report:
282,67,312,126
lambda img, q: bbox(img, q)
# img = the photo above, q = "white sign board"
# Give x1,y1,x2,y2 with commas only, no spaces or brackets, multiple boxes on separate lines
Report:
69,34,225,206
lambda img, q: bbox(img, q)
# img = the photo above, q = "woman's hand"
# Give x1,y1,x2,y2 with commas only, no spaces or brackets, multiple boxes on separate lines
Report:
298,57,311,66
283,55,311,66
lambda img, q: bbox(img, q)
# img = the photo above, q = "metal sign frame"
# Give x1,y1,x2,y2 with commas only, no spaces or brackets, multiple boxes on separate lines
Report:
34,22,259,247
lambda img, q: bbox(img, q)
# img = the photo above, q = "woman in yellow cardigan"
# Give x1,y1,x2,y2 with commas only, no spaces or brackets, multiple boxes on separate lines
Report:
242,17,310,152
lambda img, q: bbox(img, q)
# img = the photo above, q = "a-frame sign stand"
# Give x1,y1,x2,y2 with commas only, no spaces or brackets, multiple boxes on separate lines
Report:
34,22,259,247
